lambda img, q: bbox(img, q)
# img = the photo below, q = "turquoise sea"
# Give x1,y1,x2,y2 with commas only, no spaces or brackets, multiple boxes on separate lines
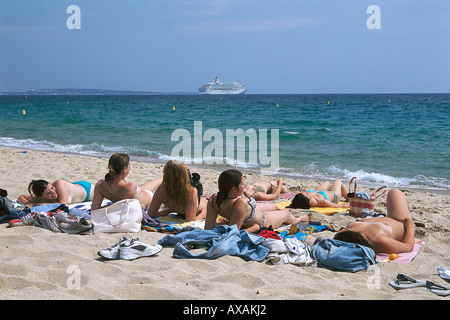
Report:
0,93,449,192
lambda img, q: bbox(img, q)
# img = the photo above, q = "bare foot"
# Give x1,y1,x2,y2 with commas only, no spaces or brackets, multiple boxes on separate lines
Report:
297,212,312,223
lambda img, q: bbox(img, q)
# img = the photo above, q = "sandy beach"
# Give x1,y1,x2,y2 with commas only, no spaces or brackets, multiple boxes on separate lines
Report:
0,146,448,301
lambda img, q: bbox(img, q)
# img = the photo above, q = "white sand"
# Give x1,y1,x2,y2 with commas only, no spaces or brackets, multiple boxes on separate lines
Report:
0,147,449,300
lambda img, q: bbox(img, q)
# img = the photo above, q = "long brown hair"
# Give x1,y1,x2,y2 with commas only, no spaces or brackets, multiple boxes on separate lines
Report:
105,153,130,184
216,169,243,207
163,160,192,206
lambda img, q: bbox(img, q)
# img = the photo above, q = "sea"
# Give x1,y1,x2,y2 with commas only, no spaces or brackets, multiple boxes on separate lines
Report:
0,93,449,193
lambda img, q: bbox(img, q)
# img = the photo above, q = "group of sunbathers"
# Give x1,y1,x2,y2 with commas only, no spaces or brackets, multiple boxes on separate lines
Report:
17,153,416,254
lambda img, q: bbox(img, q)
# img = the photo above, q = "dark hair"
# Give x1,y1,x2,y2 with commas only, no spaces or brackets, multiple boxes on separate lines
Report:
216,170,243,207
28,179,49,197
105,153,130,183
334,230,373,250
288,193,311,209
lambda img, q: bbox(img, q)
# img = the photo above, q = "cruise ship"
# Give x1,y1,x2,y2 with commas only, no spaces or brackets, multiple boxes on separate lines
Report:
198,77,247,95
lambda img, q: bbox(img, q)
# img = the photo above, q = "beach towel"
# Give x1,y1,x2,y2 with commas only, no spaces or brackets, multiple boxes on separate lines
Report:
376,240,425,263
142,211,205,234
276,201,349,215
276,222,336,241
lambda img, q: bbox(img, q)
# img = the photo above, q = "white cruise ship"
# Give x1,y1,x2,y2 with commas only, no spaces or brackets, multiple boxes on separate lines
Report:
198,77,247,95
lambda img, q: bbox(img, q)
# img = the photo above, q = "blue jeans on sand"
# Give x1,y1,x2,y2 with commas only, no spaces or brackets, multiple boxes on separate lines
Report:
158,224,269,261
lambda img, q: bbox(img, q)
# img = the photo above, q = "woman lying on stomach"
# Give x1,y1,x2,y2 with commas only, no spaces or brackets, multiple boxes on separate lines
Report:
91,153,162,211
205,169,311,233
18,179,94,207
146,160,207,222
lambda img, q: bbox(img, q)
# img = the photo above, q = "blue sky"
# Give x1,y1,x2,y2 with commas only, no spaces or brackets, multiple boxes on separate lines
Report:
0,0,448,94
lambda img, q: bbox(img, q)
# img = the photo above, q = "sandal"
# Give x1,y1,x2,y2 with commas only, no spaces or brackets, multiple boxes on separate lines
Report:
426,281,450,297
389,274,427,290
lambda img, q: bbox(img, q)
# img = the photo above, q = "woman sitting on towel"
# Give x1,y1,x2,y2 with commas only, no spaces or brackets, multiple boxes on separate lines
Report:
18,179,95,207
244,178,287,201
288,179,350,209
147,160,207,222
91,153,162,211
205,169,311,233
334,189,416,253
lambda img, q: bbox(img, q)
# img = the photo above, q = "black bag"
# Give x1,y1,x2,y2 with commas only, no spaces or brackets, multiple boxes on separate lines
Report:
188,171,203,204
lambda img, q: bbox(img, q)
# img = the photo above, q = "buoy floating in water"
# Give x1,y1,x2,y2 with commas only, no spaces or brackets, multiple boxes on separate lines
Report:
22,110,26,115
172,106,176,111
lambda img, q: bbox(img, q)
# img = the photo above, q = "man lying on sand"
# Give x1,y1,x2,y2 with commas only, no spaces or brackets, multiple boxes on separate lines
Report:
334,189,415,254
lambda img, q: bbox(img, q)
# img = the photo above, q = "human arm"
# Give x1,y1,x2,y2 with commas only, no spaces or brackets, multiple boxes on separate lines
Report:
253,178,284,201
184,188,200,222
90,180,105,210
317,199,350,208
53,179,69,204
205,195,219,230
17,194,34,205
146,185,166,218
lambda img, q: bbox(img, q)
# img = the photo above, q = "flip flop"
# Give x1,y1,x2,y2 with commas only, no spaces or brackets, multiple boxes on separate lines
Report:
426,281,450,297
389,274,427,290
437,267,450,281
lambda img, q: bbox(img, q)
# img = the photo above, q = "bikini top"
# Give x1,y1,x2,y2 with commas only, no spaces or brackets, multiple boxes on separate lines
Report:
231,196,257,224
213,194,257,224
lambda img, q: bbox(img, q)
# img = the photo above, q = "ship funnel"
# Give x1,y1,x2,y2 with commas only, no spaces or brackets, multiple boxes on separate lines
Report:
215,77,219,84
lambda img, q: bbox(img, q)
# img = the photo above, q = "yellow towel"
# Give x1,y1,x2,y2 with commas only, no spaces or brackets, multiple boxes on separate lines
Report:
277,201,349,215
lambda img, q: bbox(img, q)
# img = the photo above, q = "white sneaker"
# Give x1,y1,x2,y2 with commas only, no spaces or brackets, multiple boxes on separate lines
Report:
119,238,162,260
98,236,129,260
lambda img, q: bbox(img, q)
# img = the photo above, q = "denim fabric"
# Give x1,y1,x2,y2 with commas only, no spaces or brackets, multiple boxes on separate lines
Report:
158,224,269,261
311,238,376,272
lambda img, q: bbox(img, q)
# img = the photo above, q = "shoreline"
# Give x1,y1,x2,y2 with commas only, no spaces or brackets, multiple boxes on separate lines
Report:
3,145,448,196
0,145,449,300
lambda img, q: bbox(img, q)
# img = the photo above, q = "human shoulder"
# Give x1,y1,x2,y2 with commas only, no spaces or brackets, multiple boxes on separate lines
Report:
230,197,248,212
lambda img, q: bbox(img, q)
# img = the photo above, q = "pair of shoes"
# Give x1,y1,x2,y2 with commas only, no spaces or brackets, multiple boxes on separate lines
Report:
9,212,38,227
98,237,162,261
389,274,450,297
58,217,93,235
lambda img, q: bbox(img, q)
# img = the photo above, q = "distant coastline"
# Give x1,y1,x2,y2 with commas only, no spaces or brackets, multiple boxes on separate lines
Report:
0,88,197,96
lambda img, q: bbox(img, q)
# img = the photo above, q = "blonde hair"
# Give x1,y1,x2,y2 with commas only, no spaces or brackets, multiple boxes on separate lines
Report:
105,153,130,184
163,160,192,207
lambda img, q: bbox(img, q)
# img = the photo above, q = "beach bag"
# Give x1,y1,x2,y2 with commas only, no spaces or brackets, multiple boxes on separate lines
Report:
348,177,387,217
311,238,376,272
90,199,142,233
188,170,203,203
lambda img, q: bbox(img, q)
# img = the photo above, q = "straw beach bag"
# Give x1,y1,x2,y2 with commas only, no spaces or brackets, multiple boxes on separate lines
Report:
348,177,387,217
91,199,142,233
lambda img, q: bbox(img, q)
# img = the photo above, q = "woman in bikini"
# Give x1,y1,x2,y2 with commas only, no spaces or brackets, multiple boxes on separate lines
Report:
288,179,350,209
205,169,311,233
334,189,415,253
18,179,95,207
244,178,287,201
147,160,207,222
91,153,162,211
